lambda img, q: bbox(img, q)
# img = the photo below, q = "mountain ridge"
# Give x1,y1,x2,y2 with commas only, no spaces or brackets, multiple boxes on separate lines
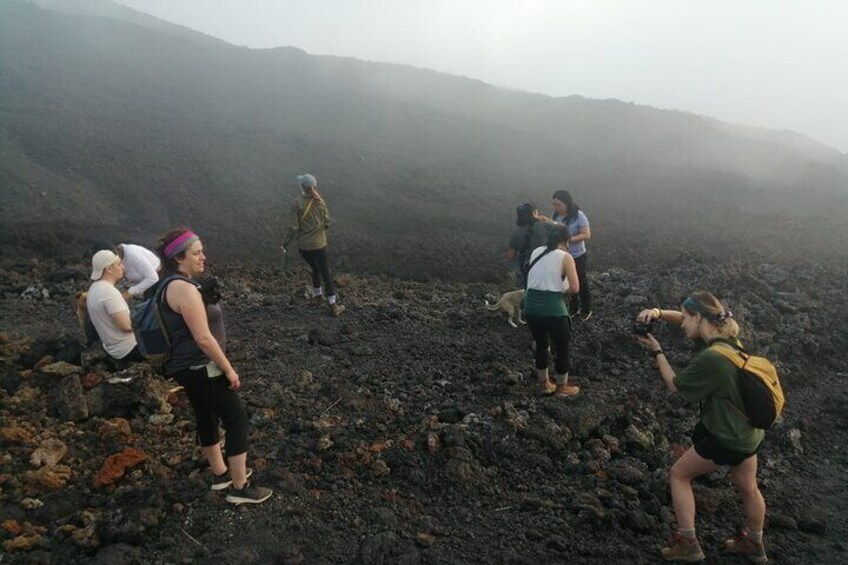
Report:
1,0,847,276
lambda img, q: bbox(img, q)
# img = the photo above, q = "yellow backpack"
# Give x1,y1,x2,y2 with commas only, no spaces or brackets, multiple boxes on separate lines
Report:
710,341,785,429
710,342,786,430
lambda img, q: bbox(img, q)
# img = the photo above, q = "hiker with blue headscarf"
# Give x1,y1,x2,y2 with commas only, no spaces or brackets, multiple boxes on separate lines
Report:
282,173,345,317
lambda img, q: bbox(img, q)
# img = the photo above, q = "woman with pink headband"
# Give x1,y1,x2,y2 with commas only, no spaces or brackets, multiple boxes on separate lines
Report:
155,227,272,505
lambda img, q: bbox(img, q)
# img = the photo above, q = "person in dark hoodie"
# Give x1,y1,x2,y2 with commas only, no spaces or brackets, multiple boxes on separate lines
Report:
507,202,553,287
282,173,345,317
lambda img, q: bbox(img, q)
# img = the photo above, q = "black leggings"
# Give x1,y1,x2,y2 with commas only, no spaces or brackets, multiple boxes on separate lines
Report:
110,345,144,371
569,253,591,315
526,315,571,374
299,247,336,297
172,366,248,457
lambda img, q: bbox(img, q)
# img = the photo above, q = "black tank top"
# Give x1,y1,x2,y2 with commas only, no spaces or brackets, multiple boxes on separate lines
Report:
159,276,209,375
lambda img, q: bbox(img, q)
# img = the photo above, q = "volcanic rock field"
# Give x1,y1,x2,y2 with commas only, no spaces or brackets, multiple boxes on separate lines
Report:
1,255,847,564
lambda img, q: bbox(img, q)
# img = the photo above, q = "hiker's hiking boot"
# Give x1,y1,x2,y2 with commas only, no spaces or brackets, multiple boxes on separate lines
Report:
329,303,346,317
535,368,556,396
309,294,326,306
581,310,593,321
537,378,556,396
555,384,580,397
661,532,705,562
724,531,768,562
225,481,273,505
211,467,252,491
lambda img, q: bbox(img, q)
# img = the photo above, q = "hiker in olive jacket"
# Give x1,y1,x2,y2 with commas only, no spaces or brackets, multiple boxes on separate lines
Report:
282,173,345,317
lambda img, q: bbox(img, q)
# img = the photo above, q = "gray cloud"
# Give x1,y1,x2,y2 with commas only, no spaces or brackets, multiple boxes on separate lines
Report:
117,0,848,152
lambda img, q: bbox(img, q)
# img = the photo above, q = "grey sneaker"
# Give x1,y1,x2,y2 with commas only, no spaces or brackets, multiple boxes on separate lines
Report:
225,480,273,505
211,467,252,491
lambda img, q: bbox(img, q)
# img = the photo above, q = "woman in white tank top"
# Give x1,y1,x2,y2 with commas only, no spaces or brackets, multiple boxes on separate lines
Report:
524,225,581,397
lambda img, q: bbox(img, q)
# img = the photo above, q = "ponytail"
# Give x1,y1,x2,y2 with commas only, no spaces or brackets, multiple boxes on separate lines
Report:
681,291,740,338
546,224,570,250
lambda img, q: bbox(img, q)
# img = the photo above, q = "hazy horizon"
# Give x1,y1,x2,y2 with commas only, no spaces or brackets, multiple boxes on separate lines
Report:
111,0,848,154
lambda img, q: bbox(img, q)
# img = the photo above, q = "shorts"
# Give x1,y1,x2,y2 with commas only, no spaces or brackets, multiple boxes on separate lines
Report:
692,422,759,467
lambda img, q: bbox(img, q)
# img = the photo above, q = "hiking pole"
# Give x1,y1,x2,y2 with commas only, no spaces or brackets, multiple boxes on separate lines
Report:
280,245,288,270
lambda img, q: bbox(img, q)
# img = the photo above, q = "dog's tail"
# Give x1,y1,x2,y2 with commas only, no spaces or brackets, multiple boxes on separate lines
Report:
483,298,500,311
74,292,88,329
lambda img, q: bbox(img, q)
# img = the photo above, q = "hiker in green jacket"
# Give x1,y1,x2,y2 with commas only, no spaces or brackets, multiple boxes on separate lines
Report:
635,292,767,563
282,173,345,317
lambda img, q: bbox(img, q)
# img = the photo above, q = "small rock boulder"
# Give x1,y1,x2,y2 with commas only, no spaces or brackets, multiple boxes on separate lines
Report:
56,375,89,421
40,361,83,377
308,328,336,346
30,438,68,467
94,448,147,487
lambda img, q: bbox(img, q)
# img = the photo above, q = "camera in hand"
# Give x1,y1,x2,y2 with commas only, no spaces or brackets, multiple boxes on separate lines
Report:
632,321,655,336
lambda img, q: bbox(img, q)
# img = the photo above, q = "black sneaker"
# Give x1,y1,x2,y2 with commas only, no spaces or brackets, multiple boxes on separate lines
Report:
225,480,273,505
211,467,252,491
581,310,593,321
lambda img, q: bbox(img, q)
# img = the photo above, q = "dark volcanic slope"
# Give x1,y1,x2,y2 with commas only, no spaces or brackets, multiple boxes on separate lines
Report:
1,256,846,564
2,1,848,278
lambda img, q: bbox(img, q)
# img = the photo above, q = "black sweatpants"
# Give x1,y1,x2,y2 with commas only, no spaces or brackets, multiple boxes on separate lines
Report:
299,247,336,297
569,253,592,315
526,315,571,374
172,366,248,457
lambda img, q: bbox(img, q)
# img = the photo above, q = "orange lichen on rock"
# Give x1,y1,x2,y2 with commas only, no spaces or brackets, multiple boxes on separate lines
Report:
94,447,147,487
0,425,33,444
2,519,22,535
24,465,72,490
1,522,47,553
3,534,43,552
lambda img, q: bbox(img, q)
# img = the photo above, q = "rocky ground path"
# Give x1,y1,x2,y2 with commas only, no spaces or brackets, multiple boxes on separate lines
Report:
1,257,846,564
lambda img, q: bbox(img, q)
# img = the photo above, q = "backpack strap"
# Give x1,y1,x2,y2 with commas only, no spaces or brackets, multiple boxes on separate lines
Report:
155,275,197,336
524,247,555,288
155,275,194,307
300,198,315,223
709,339,750,365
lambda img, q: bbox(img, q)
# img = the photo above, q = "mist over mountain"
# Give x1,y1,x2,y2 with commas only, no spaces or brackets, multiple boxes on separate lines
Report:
1,0,847,279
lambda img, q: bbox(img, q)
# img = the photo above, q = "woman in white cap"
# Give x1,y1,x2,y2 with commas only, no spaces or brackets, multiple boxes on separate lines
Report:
282,173,345,317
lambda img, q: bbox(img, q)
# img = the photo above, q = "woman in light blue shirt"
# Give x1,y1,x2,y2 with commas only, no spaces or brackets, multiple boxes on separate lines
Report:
551,190,592,320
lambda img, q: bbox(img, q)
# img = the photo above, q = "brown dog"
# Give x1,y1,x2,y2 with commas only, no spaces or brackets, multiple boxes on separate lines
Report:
484,290,526,328
74,291,89,331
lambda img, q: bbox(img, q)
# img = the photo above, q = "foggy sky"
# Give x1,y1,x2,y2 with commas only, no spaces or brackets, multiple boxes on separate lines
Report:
117,0,848,153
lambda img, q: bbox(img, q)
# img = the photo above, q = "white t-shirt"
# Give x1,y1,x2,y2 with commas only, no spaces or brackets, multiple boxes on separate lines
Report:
86,280,137,359
120,244,160,297
526,247,570,293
